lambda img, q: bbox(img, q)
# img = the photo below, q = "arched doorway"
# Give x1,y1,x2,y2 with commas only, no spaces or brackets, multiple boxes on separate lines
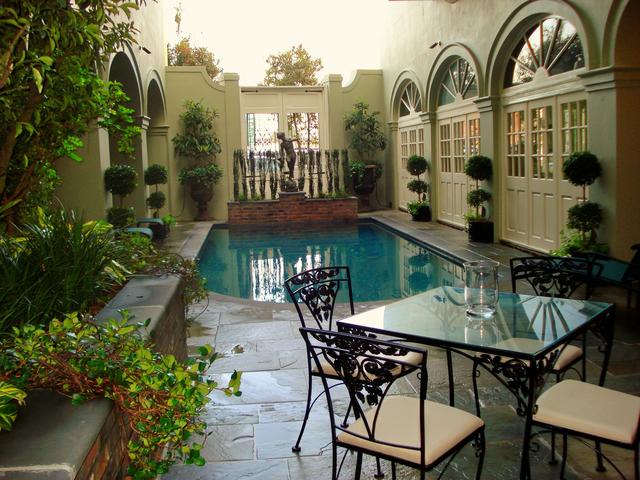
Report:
108,51,146,215
433,56,480,227
499,16,587,251
394,80,424,209
145,74,169,217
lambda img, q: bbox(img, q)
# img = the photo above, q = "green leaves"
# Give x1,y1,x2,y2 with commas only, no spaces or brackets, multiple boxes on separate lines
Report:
1,310,240,477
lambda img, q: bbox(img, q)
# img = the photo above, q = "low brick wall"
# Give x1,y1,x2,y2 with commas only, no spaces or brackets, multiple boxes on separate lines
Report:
228,192,358,225
0,275,186,480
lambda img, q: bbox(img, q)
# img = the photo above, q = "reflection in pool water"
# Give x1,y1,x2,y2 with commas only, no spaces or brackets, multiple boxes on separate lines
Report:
197,223,463,303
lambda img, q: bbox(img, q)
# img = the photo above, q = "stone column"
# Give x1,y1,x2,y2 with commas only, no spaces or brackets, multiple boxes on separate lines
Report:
581,66,640,258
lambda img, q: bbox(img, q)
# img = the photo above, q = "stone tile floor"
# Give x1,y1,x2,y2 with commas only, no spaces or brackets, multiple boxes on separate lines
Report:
162,212,640,479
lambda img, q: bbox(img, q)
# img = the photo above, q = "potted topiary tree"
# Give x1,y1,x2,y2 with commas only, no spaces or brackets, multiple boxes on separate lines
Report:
405,154,431,221
344,101,386,200
562,151,604,252
173,100,223,221
104,164,137,228
464,155,493,242
143,164,170,238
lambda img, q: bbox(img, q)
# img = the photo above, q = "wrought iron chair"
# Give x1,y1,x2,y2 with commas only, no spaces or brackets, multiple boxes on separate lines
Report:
472,256,601,462
531,379,640,479
285,266,355,453
300,327,485,480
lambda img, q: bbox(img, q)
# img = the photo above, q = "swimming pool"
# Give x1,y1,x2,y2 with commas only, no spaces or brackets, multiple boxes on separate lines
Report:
197,222,464,303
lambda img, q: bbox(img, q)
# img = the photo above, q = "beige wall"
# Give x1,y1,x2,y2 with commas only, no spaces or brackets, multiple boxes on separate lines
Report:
380,0,640,257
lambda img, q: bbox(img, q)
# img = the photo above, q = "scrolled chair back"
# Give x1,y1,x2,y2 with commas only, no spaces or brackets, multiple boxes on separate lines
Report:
510,256,601,299
284,266,354,330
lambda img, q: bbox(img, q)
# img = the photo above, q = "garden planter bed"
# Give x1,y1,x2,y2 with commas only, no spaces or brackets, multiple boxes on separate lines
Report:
228,192,358,225
0,275,186,480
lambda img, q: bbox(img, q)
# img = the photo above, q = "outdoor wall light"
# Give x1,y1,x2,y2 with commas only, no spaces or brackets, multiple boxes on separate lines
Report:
429,41,442,49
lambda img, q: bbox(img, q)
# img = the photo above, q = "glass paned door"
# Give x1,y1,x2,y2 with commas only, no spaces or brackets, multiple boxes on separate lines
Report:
398,124,424,208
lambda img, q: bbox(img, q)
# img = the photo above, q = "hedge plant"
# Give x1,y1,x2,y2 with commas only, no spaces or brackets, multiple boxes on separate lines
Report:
464,155,492,221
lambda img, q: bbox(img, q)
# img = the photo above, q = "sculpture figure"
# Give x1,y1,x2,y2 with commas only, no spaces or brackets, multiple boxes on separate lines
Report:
277,132,298,179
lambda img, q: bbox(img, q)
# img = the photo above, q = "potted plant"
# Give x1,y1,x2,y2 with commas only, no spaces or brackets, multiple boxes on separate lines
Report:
173,100,223,221
344,101,386,197
405,154,431,221
464,155,493,242
104,164,137,228
143,164,170,238
561,151,605,253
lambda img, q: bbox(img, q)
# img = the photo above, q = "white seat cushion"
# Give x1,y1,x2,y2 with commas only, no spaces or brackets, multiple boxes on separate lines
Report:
337,396,484,466
312,351,423,378
484,338,582,373
534,379,640,445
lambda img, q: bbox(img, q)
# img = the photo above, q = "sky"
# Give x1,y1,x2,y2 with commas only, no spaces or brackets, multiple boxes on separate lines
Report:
163,0,387,85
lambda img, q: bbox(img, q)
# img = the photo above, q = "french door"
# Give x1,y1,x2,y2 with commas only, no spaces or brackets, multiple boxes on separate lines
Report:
398,123,424,208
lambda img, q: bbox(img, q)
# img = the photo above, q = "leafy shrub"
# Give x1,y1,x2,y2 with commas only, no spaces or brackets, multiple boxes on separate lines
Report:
349,160,382,189
104,164,138,207
563,151,602,188
147,191,166,210
0,381,26,431
567,201,603,242
407,200,430,218
407,179,429,197
0,210,126,332
0,312,241,478
344,101,387,162
144,164,168,186
464,155,493,220
406,155,428,177
179,163,223,187
551,229,609,256
162,214,177,227
107,206,135,228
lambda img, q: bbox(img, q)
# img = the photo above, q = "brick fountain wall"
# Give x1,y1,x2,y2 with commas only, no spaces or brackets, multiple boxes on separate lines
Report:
228,192,358,225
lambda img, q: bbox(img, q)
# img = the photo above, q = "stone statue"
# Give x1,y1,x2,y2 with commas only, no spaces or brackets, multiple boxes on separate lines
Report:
277,132,298,179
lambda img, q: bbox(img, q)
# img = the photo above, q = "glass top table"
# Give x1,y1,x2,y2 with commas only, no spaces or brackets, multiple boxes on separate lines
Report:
339,286,612,359
337,286,615,480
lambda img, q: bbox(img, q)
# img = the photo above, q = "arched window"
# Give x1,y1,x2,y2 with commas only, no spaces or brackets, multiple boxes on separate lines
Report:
505,17,584,87
438,58,478,107
399,81,422,117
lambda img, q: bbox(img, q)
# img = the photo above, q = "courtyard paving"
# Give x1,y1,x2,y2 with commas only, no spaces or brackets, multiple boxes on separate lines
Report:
161,211,640,479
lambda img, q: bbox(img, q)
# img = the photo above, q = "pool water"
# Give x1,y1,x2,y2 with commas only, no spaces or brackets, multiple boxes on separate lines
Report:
197,223,463,303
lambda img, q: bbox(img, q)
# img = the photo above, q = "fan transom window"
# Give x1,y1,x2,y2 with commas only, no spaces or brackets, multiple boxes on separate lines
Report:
438,58,478,107
399,82,422,117
505,17,584,87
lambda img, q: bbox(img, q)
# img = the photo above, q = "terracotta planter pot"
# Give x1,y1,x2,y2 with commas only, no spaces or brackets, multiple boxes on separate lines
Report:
189,183,214,221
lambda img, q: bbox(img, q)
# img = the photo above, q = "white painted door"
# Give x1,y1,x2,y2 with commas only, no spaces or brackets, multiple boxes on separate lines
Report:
398,124,425,208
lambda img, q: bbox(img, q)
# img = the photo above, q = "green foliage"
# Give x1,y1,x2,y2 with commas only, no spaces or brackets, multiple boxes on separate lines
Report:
144,164,168,186
563,151,602,188
406,155,428,176
464,155,493,181
0,381,26,431
551,229,609,256
168,37,223,81
96,82,141,162
0,1,143,227
567,201,603,243
104,164,138,207
0,312,242,477
161,214,177,228
179,163,223,187
344,101,387,163
107,207,135,228
173,100,221,163
0,210,126,333
147,191,166,211
407,179,429,196
263,44,322,86
407,200,430,217
467,189,492,209
464,155,493,219
349,160,382,189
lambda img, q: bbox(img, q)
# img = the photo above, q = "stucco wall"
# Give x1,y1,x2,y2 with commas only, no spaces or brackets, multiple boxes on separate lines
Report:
379,0,640,257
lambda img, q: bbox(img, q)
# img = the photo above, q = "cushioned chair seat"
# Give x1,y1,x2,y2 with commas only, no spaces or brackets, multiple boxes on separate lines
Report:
312,351,423,378
486,338,582,373
337,396,484,466
534,379,640,445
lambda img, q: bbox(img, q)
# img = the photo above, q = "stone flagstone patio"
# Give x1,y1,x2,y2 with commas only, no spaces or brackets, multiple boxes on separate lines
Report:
161,212,640,479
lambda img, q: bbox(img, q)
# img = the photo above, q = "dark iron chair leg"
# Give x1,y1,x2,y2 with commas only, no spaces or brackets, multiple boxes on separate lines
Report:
340,400,352,428
560,433,568,479
354,452,363,480
292,370,314,452
391,461,397,480
446,349,455,406
374,457,384,479
596,439,606,472
549,372,560,465
475,430,486,480
472,360,482,417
